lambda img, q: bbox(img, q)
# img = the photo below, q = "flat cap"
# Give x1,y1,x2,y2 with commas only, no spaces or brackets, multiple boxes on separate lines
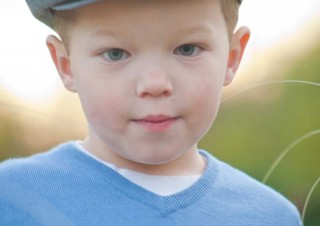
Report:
26,0,243,29
25,0,102,28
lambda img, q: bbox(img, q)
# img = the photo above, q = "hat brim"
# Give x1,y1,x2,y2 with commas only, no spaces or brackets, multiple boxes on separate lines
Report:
51,0,101,11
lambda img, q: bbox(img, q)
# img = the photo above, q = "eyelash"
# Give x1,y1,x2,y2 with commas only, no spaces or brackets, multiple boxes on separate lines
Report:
173,44,202,57
100,48,131,62
99,43,203,62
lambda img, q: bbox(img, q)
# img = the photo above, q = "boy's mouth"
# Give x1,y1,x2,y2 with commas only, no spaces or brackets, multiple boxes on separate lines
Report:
132,115,178,132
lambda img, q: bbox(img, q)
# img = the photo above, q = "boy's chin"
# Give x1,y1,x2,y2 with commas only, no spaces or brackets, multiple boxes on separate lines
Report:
116,149,188,174
125,150,181,166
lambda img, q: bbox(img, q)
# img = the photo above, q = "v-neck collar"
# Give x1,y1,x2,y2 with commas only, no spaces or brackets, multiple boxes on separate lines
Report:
64,142,219,216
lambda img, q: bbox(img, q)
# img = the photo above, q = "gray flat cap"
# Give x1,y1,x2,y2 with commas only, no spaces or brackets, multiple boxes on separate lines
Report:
26,0,243,29
25,0,102,28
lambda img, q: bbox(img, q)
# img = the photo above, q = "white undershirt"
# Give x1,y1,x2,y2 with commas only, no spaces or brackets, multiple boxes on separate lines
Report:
74,141,201,196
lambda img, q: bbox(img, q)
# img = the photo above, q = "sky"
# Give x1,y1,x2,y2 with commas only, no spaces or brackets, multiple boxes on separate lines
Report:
0,0,320,102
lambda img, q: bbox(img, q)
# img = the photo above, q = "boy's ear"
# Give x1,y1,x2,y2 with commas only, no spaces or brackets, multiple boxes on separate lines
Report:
46,35,77,92
224,26,250,86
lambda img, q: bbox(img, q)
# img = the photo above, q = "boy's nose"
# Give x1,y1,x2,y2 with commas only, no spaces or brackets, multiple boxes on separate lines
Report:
136,68,173,98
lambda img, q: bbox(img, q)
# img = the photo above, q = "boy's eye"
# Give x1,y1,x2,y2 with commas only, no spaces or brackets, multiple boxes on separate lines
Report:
174,44,200,56
101,48,130,61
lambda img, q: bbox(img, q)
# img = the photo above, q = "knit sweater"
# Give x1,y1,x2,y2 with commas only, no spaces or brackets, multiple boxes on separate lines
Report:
0,142,302,226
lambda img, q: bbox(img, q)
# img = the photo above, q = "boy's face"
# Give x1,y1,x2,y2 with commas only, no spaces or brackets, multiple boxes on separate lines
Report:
48,0,249,173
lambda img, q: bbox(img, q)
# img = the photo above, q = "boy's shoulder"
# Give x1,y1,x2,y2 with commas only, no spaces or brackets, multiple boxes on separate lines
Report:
0,142,74,172
0,142,83,188
0,142,77,225
203,151,302,225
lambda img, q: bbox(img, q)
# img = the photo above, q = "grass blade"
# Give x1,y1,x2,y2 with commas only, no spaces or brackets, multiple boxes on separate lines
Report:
222,80,320,103
302,176,320,222
262,129,320,184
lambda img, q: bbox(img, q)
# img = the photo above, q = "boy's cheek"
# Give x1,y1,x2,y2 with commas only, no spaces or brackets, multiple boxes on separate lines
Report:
185,77,222,114
79,91,121,124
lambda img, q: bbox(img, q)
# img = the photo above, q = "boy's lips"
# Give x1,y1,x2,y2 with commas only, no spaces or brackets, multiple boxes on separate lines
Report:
132,115,179,132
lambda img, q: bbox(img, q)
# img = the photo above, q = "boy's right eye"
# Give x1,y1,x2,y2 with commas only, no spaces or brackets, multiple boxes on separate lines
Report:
101,48,130,62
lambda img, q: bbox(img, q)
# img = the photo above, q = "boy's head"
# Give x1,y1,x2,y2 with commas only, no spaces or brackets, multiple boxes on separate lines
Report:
26,0,249,174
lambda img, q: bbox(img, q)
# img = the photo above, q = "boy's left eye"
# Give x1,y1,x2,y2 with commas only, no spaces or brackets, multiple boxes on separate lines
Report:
174,44,201,57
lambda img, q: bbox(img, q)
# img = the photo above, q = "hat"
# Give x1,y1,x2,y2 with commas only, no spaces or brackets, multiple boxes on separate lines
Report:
25,0,102,28
26,0,243,29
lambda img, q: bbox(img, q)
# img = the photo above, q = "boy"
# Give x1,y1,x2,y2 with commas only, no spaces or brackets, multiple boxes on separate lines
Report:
0,0,302,225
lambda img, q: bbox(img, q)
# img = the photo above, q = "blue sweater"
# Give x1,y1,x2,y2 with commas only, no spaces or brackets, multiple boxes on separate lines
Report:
0,142,302,226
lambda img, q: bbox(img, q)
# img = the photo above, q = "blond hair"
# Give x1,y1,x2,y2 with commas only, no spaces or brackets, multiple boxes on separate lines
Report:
51,9,76,52
220,0,241,37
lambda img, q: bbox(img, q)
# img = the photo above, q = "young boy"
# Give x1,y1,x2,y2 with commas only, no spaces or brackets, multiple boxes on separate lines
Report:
0,0,302,225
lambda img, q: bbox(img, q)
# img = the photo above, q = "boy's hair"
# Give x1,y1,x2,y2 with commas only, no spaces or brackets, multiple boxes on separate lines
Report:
52,0,241,52
51,10,76,52
220,0,241,37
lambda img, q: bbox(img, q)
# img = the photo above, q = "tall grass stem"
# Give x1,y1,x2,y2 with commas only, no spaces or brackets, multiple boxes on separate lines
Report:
222,80,320,103
302,176,320,222
262,129,320,184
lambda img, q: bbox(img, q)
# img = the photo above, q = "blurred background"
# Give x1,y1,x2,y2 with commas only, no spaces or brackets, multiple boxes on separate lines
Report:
0,0,319,225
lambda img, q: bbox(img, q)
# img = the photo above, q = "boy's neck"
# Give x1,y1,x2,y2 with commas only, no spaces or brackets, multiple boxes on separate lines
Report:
82,137,206,176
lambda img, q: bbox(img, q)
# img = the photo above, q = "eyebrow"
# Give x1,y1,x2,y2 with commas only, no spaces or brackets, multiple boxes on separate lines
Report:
90,22,216,37
89,29,130,39
177,23,216,36
86,23,218,48
174,23,218,43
